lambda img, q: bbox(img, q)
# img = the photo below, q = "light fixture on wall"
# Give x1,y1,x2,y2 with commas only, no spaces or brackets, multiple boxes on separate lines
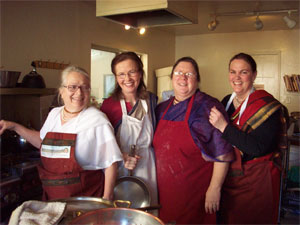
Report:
208,16,218,31
254,14,263,30
283,11,297,29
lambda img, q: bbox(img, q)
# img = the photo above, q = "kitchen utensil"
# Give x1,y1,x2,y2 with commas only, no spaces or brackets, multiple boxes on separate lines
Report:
21,61,46,88
51,197,159,224
50,196,113,224
69,208,165,225
0,71,21,88
113,145,151,208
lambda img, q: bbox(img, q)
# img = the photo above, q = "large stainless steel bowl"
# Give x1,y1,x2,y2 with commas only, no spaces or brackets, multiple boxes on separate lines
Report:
0,71,21,88
69,208,165,225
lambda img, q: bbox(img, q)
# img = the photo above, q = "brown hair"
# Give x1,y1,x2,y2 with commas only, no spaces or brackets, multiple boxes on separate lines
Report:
171,56,200,82
110,52,148,100
229,53,257,73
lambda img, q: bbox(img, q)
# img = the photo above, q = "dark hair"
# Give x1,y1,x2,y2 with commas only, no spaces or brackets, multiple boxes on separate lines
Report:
171,56,200,82
110,52,148,100
229,53,257,73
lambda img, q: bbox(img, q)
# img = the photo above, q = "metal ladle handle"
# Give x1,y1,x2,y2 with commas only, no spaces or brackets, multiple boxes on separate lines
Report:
128,145,136,176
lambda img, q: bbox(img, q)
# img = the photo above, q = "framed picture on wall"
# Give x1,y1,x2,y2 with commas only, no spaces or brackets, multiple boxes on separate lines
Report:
103,74,115,99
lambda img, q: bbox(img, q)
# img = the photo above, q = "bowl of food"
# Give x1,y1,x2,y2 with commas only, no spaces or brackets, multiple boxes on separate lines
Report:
0,70,21,88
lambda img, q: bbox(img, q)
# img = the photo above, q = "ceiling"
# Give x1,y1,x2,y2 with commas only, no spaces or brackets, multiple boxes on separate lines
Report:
154,0,299,36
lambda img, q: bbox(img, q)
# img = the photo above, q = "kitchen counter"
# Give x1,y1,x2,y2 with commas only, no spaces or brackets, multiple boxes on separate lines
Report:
0,88,57,95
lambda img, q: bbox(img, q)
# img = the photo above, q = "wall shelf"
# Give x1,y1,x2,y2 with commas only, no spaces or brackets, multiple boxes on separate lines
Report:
0,88,57,95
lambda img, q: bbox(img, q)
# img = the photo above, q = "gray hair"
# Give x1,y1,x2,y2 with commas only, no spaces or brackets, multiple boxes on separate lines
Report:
57,65,90,105
60,65,90,87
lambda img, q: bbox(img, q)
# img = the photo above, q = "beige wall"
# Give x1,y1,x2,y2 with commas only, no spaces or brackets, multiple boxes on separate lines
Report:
0,1,175,93
175,30,300,113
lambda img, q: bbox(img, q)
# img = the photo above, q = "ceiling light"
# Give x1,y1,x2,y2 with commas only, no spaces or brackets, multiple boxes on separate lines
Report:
124,25,131,30
283,11,296,29
212,9,297,30
254,14,263,30
208,17,218,31
139,27,146,35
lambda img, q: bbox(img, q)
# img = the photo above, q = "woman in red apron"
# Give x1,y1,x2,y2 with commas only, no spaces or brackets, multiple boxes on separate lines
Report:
153,57,234,224
209,53,288,224
0,66,123,200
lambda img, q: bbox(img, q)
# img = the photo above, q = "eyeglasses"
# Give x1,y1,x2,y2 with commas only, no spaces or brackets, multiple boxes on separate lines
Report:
63,85,90,93
173,71,195,78
116,70,139,79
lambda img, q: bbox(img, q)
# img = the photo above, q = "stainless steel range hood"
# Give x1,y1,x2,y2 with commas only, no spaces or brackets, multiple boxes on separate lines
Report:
96,0,198,28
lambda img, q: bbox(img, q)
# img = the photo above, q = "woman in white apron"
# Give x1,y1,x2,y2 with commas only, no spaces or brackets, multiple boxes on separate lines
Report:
101,52,158,206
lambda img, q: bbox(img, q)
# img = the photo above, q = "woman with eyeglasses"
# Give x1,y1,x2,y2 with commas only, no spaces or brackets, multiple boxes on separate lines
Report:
100,52,158,207
153,57,234,224
208,53,288,224
0,65,123,200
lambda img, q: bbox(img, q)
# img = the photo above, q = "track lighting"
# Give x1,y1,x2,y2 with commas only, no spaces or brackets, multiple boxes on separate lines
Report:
208,17,218,31
211,9,297,31
254,14,263,30
283,11,296,29
124,25,131,30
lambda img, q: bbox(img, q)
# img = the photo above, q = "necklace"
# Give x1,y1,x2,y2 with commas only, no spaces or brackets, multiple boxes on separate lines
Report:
64,107,83,114
173,97,181,105
61,107,81,122
61,109,69,122
234,96,244,104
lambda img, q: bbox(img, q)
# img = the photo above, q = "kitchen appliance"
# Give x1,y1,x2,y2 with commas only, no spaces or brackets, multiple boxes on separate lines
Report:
0,130,42,223
96,0,198,28
21,62,46,88
0,71,21,88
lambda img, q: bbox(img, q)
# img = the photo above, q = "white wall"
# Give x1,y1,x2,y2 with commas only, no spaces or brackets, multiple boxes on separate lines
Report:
0,1,175,93
176,30,300,113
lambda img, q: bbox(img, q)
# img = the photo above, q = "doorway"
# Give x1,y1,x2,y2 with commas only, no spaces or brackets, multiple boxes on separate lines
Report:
252,52,281,100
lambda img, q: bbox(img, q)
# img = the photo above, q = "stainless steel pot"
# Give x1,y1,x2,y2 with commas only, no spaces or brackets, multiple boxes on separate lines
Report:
69,208,165,225
0,71,21,88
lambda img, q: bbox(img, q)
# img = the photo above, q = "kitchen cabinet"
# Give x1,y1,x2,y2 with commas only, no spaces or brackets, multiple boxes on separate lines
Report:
0,88,57,130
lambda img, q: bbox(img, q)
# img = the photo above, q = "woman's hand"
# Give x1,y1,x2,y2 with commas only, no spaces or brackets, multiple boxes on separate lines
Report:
209,106,228,133
123,153,141,170
0,120,16,135
205,185,221,214
0,119,41,148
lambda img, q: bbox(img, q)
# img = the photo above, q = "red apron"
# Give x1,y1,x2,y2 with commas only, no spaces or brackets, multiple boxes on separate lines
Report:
220,90,282,224
37,132,104,200
220,149,280,224
153,94,215,224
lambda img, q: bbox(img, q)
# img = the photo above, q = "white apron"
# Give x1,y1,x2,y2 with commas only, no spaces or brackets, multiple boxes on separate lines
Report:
117,99,158,205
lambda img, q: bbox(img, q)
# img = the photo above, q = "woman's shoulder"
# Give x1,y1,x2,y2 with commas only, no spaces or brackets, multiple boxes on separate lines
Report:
195,91,223,108
84,106,108,119
101,96,119,107
48,106,63,118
